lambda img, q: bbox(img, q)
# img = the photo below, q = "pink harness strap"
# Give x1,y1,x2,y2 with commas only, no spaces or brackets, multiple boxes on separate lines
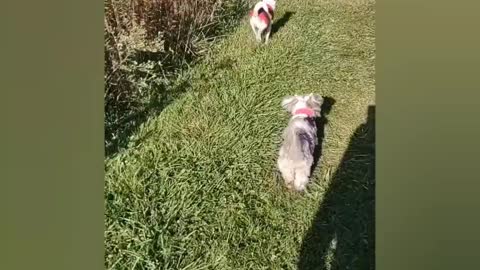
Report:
249,4,274,23
293,108,315,117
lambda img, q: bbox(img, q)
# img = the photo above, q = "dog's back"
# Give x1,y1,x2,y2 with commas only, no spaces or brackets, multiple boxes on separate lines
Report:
249,0,276,44
283,119,316,160
278,118,317,191
257,8,272,25
250,2,273,27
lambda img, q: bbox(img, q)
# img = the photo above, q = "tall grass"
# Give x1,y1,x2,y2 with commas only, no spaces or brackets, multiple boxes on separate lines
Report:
104,0,249,155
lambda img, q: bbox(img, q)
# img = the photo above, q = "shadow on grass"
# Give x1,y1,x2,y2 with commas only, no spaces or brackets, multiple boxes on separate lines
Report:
272,11,295,36
298,105,375,270
311,97,336,176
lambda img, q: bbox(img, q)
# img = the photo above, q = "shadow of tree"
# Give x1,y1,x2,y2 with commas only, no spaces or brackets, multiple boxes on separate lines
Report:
298,105,375,270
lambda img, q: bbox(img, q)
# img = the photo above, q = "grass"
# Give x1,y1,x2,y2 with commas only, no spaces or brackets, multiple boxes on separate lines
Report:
105,0,375,269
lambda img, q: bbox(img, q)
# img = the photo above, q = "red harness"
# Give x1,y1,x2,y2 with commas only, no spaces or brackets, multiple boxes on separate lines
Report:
293,108,315,117
249,4,274,24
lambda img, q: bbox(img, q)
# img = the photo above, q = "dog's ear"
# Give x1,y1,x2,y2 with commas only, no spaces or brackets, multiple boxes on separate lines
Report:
281,96,298,112
308,93,323,105
307,94,324,115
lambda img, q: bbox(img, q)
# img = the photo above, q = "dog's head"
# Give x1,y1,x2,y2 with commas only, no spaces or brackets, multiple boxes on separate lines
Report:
281,94,324,117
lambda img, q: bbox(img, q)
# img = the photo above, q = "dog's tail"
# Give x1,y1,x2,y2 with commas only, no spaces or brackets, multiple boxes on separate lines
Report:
252,1,270,17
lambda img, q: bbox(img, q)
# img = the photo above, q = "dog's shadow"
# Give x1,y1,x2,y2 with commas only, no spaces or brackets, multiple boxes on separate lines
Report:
271,11,295,36
311,97,336,176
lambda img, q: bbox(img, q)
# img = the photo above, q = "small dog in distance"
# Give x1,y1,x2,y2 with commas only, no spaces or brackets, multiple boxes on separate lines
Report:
277,94,324,191
249,0,276,44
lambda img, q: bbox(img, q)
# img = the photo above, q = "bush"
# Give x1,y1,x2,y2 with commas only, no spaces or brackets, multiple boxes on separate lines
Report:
104,0,248,155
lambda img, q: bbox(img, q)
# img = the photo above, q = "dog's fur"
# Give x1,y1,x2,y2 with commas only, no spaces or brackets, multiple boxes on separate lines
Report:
249,0,276,44
277,94,324,191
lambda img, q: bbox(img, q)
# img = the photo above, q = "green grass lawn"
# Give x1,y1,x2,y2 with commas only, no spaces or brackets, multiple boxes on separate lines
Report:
105,0,375,269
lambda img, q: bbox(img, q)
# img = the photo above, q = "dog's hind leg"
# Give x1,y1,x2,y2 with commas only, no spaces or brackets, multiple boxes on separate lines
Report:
293,168,310,192
250,20,260,42
256,29,262,42
282,170,295,189
278,159,295,189
264,25,271,44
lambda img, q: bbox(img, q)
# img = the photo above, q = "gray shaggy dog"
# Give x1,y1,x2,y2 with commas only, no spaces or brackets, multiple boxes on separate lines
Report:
277,94,324,191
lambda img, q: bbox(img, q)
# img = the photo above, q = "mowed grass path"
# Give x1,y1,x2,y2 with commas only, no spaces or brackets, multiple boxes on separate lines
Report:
105,0,375,269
